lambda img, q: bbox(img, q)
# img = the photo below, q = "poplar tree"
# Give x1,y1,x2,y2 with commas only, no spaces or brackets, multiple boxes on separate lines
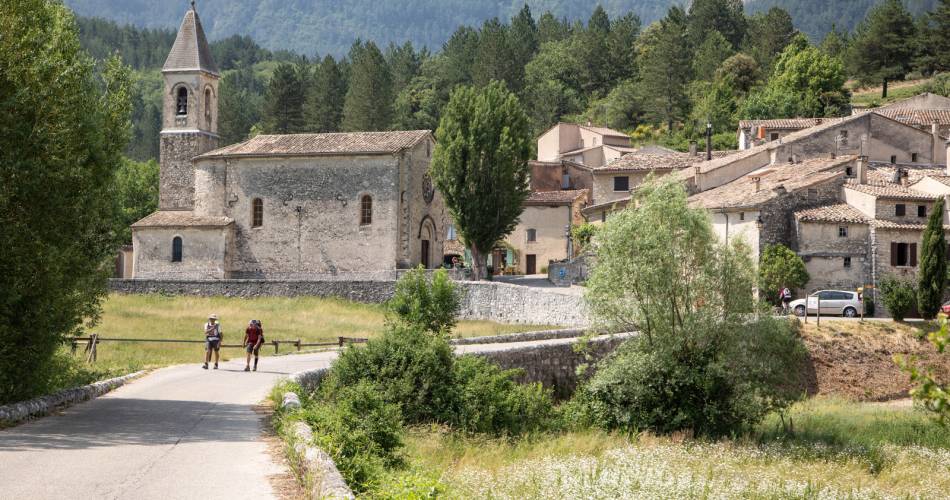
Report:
918,198,947,320
342,40,393,131
431,82,532,280
849,0,917,98
1,0,132,403
304,55,345,132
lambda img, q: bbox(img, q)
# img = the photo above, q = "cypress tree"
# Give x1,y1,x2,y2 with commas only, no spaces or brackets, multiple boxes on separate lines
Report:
342,40,393,131
918,198,947,320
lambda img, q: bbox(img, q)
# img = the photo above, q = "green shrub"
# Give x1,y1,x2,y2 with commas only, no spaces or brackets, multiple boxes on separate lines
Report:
324,324,456,424
388,267,461,333
304,381,404,492
880,275,916,321
451,355,553,435
577,316,807,437
758,244,809,303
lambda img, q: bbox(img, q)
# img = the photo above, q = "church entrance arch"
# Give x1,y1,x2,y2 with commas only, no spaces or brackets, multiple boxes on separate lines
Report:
418,216,436,269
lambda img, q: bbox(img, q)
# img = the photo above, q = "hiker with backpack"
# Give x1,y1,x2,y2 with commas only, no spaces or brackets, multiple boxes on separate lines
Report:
780,286,793,315
243,319,264,372
203,314,222,370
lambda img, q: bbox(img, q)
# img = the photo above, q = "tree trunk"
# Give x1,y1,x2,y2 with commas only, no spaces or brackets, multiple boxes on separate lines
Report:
882,78,888,99
469,245,486,281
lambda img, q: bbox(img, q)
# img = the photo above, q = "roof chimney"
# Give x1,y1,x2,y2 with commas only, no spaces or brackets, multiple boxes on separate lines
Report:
752,176,761,192
689,141,697,157
773,185,787,196
933,121,941,167
856,156,868,185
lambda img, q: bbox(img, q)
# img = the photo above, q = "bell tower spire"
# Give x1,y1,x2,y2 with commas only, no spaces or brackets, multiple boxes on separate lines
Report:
159,3,219,211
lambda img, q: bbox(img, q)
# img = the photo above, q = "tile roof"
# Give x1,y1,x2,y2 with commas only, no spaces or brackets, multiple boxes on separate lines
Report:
843,183,938,201
578,124,629,137
132,211,234,228
196,131,432,159
581,196,631,215
525,189,588,205
688,157,851,209
738,118,845,130
923,175,950,187
866,163,946,185
599,150,737,172
871,220,950,231
873,108,950,126
163,8,219,75
795,204,869,224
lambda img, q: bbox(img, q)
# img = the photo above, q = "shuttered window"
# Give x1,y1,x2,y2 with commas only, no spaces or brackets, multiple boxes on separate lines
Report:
891,242,917,267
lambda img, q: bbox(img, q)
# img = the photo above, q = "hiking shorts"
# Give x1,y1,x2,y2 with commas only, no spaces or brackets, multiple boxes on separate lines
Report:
205,338,221,351
245,343,261,355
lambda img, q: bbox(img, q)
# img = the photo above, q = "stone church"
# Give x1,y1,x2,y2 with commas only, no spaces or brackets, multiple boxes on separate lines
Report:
131,5,446,279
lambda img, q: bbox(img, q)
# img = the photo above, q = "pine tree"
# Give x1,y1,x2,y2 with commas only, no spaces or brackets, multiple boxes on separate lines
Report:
472,18,516,90
743,7,796,70
219,65,264,144
537,12,571,44
386,41,422,96
638,6,692,132
507,5,538,91
917,0,950,73
693,31,734,82
606,13,641,85
430,82,532,280
687,0,746,50
304,55,345,132
342,40,393,131
849,0,917,98
918,198,947,320
263,62,306,133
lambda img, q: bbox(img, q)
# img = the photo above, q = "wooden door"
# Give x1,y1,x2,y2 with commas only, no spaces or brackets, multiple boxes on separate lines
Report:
526,254,537,275
421,240,430,269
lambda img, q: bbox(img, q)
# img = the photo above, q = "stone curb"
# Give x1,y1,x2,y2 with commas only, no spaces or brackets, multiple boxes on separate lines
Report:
0,371,146,426
450,328,587,345
280,391,354,500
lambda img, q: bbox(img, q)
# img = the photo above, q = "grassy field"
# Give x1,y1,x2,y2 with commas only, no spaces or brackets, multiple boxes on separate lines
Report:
80,294,551,375
850,78,932,108
385,398,950,499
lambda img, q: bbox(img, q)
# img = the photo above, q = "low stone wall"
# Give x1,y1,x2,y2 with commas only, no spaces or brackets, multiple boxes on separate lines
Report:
279,392,354,500
450,328,586,345
110,278,590,327
0,371,145,425
469,334,628,399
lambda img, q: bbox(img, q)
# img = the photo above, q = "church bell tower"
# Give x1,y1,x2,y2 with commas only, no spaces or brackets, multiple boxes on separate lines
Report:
159,2,220,210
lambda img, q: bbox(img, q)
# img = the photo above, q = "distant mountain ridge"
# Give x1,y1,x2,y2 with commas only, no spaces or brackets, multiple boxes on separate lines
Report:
63,0,678,56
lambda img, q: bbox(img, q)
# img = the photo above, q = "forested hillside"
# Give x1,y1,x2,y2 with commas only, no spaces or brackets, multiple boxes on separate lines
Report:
747,0,938,40
64,0,676,56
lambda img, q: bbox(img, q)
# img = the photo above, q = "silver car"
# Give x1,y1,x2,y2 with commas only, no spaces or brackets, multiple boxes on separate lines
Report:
789,290,862,317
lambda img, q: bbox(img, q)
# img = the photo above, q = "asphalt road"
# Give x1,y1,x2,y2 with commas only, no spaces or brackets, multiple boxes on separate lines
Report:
0,337,579,500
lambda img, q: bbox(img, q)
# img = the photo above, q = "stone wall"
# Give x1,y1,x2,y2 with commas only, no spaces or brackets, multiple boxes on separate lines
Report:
547,255,592,286
468,334,627,399
109,277,591,326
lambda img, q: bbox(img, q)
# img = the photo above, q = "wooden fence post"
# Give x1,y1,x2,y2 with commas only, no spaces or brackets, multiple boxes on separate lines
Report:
295,339,301,352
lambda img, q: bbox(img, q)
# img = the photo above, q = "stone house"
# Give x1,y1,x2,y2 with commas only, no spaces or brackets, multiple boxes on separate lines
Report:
738,118,844,151
132,6,445,279
536,122,637,167
792,204,871,293
505,190,589,275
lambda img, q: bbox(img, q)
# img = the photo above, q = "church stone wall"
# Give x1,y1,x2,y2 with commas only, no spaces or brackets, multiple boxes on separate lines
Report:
131,226,231,280
403,138,447,268
159,132,218,210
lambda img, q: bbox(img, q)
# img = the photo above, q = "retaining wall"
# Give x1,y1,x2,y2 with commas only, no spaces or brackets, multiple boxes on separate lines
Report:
0,371,145,425
109,278,590,326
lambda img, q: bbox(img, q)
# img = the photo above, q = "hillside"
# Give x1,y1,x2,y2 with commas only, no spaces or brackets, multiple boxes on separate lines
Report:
747,0,938,40
63,0,676,56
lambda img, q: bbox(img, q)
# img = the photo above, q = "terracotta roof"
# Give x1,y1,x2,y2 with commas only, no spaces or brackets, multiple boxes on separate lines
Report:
738,118,845,130
132,211,234,228
688,157,851,210
872,220,950,231
795,204,869,224
923,175,950,187
581,196,631,215
599,150,736,172
873,109,950,126
163,8,219,75
525,189,588,205
197,131,431,159
866,163,946,185
843,183,937,201
578,124,628,138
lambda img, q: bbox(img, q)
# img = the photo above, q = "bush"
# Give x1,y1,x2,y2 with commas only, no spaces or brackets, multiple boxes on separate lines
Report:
324,324,457,424
304,381,404,492
388,267,461,334
880,275,916,321
451,355,553,435
758,244,810,302
577,316,807,437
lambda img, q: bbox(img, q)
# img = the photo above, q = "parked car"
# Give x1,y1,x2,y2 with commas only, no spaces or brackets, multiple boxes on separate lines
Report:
789,290,862,317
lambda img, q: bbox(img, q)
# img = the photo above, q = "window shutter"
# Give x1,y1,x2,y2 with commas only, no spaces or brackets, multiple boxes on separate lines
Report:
910,243,918,267
890,242,898,266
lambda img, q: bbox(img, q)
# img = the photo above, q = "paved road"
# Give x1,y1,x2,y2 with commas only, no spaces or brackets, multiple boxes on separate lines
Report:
0,337,579,500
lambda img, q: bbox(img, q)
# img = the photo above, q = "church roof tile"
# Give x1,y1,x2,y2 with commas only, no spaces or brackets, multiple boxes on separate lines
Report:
196,131,432,159
163,7,219,75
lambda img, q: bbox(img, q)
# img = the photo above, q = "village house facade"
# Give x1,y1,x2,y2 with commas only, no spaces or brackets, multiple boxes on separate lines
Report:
536,122,637,167
132,6,445,279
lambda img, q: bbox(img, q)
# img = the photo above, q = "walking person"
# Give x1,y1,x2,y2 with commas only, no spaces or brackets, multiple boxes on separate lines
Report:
243,319,264,372
203,314,222,370
780,286,793,315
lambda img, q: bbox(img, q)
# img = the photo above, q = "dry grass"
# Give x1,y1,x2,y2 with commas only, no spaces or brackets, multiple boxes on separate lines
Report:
83,293,551,374
398,399,950,499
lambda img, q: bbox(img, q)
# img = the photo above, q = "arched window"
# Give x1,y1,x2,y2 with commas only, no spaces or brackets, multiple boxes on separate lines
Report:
204,88,212,127
172,236,183,262
251,198,264,227
176,87,188,116
360,195,373,225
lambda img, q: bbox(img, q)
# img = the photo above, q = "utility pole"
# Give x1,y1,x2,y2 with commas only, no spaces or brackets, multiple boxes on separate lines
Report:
705,122,713,161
